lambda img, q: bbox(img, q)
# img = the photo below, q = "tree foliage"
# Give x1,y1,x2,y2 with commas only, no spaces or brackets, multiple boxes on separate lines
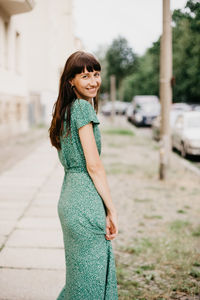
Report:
105,36,137,89
102,0,200,103
172,0,200,102
122,40,160,102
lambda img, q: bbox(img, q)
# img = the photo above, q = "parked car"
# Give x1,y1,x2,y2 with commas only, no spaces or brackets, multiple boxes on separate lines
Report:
115,101,130,115
101,101,129,116
190,104,200,112
130,95,160,126
152,108,188,141
194,106,200,112
101,102,112,116
172,111,200,157
126,103,134,122
152,102,193,141
172,103,191,111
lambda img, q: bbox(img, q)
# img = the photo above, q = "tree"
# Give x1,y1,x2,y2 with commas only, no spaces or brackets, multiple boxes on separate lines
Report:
95,45,109,95
121,0,200,103
172,0,200,102
122,40,160,102
105,36,137,91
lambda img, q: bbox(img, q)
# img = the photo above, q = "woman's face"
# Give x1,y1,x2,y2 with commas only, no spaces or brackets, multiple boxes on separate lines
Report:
70,67,101,101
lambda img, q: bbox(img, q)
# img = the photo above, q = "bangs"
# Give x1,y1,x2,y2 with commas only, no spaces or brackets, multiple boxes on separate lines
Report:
68,52,101,78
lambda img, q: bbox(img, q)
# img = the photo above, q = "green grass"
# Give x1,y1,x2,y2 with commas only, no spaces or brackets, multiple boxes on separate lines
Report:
143,215,163,219
189,268,200,278
152,144,160,150
184,205,191,209
107,142,125,148
102,128,134,136
134,198,152,203
192,225,200,237
117,228,200,299
177,209,187,214
169,220,191,232
106,163,137,175
180,186,186,191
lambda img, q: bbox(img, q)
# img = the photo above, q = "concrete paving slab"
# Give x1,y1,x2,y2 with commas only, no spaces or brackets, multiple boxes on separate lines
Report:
25,206,57,218
0,235,7,249
33,198,58,206
33,192,60,199
0,202,26,209
6,229,63,248
0,209,21,221
0,247,65,269
0,178,45,188
0,186,36,195
0,140,66,297
0,207,23,215
35,196,61,203
0,220,16,235
16,217,61,230
0,268,64,300
0,188,37,202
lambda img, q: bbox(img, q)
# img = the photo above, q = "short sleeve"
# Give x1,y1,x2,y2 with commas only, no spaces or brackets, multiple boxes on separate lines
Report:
74,99,100,129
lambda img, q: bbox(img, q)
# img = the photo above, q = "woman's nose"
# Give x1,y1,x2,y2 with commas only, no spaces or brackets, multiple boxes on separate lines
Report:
89,76,97,86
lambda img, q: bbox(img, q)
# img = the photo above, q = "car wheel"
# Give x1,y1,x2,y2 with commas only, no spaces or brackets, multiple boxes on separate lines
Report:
180,142,187,158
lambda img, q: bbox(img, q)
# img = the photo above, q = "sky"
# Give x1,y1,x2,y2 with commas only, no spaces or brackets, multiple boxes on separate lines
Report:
73,0,188,56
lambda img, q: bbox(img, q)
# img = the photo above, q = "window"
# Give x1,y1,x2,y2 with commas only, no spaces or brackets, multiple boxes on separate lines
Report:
4,21,9,69
15,31,21,73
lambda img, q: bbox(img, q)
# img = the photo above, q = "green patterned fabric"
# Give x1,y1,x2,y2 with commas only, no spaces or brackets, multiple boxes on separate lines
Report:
57,99,118,299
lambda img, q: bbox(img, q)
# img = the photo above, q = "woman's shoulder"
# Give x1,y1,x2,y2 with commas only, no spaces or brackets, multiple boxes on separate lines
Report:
71,98,100,128
73,98,93,109
72,98,95,115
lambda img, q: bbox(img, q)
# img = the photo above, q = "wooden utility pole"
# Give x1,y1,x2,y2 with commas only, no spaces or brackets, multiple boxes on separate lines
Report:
159,0,173,180
110,75,116,122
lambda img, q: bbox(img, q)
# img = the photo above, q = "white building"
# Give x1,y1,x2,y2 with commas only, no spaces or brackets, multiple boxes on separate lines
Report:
21,0,75,125
0,0,75,140
0,0,34,139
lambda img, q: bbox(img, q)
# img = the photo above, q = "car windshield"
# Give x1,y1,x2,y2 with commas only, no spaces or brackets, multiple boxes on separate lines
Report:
187,117,200,128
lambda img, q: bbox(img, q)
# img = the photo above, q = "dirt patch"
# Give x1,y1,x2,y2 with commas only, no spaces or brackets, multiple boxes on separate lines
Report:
100,115,200,300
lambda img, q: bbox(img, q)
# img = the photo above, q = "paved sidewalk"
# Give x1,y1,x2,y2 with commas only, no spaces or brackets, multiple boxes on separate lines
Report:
0,140,65,300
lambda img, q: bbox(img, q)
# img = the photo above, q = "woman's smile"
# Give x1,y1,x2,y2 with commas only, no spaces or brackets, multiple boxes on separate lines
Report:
86,87,97,92
70,68,101,101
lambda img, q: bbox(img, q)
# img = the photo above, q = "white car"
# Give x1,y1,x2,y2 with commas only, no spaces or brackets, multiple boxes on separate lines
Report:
172,103,191,111
126,103,134,122
131,95,160,126
152,110,183,141
172,111,200,157
101,101,129,116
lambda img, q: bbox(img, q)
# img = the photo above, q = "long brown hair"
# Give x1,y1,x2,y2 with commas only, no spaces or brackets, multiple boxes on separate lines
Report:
49,51,101,150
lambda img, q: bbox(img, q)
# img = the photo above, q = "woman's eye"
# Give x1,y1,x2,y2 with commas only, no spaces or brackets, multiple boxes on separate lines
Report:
95,73,100,77
82,75,88,79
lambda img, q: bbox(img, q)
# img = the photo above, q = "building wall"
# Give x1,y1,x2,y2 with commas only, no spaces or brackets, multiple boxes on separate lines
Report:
0,5,30,140
20,0,75,125
0,0,75,141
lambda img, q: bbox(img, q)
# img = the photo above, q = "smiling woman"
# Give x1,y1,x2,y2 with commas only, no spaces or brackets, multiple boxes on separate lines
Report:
70,69,101,101
48,51,118,299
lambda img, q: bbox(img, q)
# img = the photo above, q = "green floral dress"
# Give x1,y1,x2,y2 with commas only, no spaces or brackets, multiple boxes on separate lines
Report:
56,99,118,300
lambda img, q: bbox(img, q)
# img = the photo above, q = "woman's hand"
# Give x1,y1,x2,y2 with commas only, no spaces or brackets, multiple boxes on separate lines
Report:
105,210,118,240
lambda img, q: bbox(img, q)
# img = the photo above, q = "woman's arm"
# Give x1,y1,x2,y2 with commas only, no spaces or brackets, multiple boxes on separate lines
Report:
78,122,116,215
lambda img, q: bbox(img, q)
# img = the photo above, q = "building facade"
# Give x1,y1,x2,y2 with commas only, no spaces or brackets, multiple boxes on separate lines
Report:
0,0,34,140
0,0,75,140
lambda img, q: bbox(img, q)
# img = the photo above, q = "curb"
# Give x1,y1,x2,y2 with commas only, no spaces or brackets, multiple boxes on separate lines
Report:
172,152,200,177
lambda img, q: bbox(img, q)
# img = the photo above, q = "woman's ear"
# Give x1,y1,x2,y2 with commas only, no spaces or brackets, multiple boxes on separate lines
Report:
69,79,74,87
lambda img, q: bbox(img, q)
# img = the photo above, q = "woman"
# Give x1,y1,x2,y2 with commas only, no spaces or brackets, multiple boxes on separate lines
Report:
49,51,118,300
